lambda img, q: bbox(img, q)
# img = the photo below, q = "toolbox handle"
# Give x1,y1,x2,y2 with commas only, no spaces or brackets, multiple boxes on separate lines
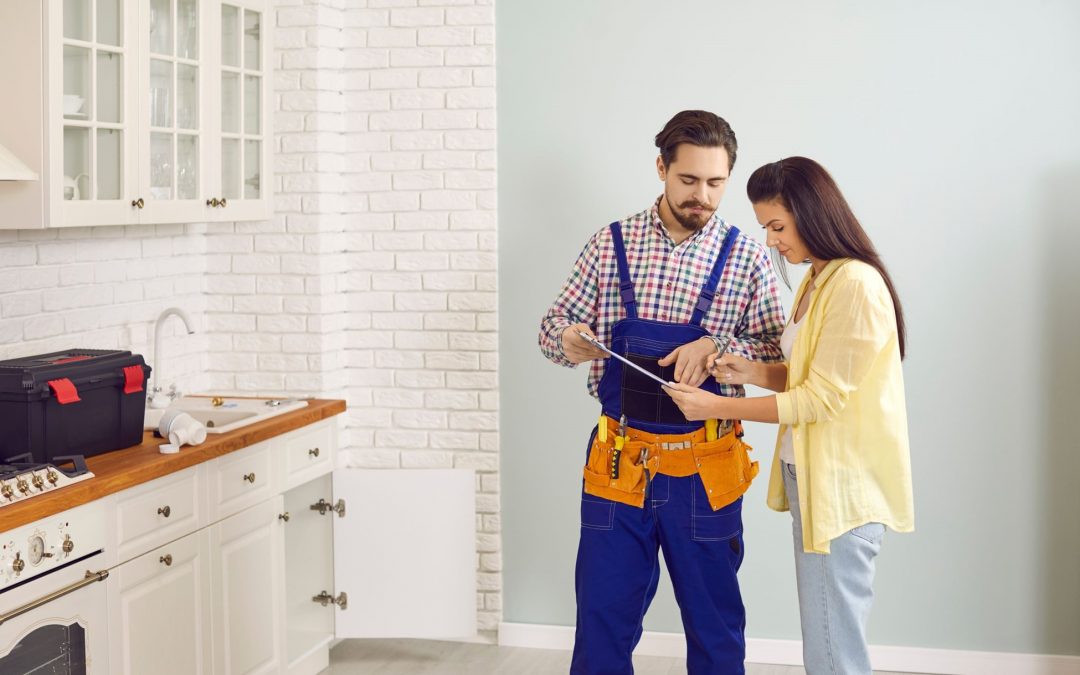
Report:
47,379,81,405
123,365,145,394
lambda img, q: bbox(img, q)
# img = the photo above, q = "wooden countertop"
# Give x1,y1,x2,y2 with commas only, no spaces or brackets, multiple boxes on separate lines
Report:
0,398,346,532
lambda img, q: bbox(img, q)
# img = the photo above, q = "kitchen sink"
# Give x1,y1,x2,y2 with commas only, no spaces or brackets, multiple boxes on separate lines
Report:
145,396,309,434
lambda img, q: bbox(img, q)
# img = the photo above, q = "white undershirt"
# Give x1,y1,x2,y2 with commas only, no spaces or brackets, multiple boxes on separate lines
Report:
777,312,805,465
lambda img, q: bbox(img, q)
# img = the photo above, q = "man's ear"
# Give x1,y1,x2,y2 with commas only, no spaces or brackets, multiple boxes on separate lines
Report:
656,155,666,181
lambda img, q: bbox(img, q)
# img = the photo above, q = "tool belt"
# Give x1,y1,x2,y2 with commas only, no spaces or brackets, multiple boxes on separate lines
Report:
583,415,758,510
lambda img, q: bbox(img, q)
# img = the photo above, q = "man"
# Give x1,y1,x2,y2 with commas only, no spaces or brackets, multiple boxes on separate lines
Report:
538,110,785,674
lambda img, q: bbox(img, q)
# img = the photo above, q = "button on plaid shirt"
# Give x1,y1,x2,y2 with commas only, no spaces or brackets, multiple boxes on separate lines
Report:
539,197,786,400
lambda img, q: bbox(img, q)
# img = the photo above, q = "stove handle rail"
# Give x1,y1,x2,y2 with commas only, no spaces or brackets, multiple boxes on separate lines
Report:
0,569,109,627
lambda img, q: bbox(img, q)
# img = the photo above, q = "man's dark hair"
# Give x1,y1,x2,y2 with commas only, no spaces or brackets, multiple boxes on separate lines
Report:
654,110,738,171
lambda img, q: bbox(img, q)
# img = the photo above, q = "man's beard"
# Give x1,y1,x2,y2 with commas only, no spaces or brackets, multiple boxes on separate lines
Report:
665,193,714,231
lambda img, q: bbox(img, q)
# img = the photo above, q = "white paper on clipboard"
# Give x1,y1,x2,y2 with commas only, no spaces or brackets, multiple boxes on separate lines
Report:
578,331,674,388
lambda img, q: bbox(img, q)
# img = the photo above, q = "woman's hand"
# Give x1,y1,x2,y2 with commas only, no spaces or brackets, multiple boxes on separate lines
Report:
662,382,726,422
709,353,757,386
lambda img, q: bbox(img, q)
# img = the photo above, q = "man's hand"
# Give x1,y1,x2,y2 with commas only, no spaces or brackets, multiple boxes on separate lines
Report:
663,382,725,422
561,324,609,364
658,337,716,387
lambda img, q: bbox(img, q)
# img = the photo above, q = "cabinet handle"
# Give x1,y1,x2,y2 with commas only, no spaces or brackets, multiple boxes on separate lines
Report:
206,197,220,207
159,554,173,567
157,505,171,518
243,472,256,484
278,512,290,522
131,197,145,209
308,447,320,458
219,198,227,208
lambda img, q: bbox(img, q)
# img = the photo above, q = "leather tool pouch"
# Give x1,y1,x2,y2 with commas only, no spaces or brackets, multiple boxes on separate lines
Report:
582,435,647,508
691,433,759,510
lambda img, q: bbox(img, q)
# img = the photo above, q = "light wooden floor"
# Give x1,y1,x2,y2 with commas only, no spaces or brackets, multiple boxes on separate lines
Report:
325,638,919,674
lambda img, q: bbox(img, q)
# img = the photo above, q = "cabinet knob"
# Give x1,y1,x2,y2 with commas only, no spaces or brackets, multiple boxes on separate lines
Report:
243,472,256,484
308,447,320,458
159,554,173,567
157,505,171,518
206,197,220,207
219,198,227,208
278,512,290,522
131,197,145,209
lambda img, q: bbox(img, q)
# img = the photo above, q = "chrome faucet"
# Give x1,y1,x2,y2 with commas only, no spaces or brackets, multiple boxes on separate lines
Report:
149,307,195,409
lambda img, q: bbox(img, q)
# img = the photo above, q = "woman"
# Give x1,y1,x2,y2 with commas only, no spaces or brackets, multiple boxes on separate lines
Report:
664,157,914,674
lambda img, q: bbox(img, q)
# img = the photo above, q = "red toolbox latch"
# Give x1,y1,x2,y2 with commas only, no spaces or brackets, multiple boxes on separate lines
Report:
123,365,145,394
47,378,81,405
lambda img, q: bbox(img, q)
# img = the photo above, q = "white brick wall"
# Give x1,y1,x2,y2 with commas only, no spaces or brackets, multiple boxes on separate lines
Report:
182,0,503,639
0,225,210,394
0,0,500,641
333,0,501,638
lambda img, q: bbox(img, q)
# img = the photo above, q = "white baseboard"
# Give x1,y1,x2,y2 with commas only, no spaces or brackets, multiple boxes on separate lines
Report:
498,622,1080,675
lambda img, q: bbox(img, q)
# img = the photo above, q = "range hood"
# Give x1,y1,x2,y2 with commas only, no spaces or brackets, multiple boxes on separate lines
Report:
0,142,38,181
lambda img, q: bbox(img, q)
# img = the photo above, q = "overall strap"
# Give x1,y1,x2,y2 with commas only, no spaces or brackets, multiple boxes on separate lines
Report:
609,222,638,319
689,226,740,326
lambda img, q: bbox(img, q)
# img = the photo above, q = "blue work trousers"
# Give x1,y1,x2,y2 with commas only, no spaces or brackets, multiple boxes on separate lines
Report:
571,472,747,675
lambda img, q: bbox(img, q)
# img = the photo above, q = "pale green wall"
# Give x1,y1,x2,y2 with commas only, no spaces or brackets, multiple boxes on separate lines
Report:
498,0,1080,656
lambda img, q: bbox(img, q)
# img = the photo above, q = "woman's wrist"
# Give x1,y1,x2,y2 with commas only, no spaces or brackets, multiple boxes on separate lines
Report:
748,361,765,388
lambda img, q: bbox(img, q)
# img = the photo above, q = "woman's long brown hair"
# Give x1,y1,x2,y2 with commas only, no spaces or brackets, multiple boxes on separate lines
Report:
747,157,907,359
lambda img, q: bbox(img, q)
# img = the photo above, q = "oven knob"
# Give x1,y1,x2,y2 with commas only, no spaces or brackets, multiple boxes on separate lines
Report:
11,552,24,575
62,535,74,555
46,469,59,485
16,478,29,494
31,473,45,490
0,482,12,500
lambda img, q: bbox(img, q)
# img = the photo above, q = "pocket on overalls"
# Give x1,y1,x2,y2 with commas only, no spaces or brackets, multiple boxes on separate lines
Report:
582,436,647,507
692,493,743,542
692,435,759,511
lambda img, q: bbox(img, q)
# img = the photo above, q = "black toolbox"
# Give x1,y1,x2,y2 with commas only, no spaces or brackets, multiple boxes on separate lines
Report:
0,349,152,463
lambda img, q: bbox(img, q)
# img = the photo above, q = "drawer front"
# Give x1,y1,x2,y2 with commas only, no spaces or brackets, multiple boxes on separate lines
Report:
211,441,274,521
114,468,201,564
281,420,335,491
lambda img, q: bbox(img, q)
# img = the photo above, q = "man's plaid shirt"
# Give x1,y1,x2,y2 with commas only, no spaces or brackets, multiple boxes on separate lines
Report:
539,197,786,400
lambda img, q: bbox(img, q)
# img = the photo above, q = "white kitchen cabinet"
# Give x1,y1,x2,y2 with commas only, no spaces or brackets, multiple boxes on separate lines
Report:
278,421,477,675
0,0,271,229
107,528,213,675
101,413,476,675
210,495,285,675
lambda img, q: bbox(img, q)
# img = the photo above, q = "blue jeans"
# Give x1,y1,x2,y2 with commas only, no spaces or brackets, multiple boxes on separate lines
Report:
572,473,747,675
782,462,884,675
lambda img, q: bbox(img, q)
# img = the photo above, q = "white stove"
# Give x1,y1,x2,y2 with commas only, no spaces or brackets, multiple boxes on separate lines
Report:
0,485,108,672
0,454,95,508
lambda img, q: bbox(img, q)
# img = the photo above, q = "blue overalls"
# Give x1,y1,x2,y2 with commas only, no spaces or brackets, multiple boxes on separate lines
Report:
571,222,748,675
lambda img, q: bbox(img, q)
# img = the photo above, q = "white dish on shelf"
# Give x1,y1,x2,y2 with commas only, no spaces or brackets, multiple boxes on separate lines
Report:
63,94,85,115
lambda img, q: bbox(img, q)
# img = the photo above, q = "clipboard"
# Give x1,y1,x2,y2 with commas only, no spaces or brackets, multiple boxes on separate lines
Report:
578,331,674,388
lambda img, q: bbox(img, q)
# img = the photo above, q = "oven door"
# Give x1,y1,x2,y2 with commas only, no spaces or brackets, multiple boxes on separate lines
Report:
0,552,109,674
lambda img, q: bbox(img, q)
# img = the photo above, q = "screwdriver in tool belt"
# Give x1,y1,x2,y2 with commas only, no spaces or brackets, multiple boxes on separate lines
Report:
611,415,626,479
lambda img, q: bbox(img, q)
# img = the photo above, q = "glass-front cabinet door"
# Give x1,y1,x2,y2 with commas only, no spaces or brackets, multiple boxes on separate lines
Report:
137,0,211,223
4,0,271,228
211,0,271,221
56,0,139,227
